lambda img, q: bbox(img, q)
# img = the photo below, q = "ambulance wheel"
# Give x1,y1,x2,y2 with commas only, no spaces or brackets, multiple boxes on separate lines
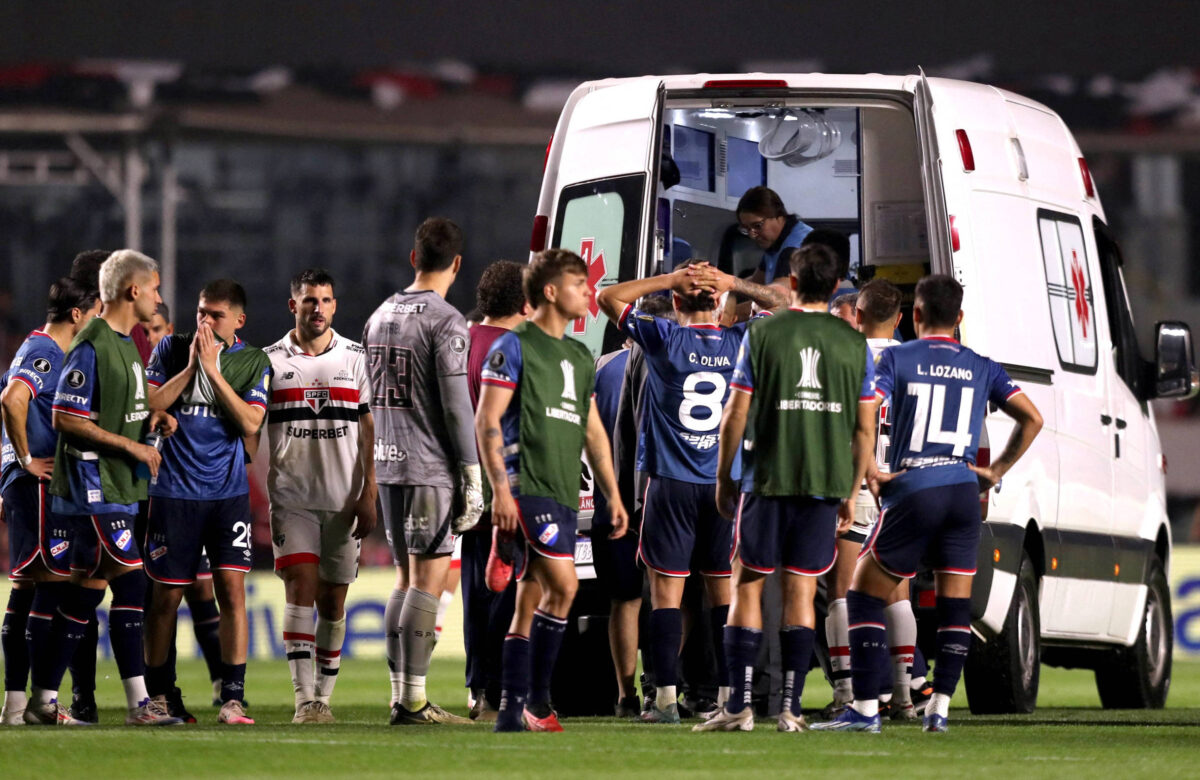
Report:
1095,558,1172,709
964,552,1040,714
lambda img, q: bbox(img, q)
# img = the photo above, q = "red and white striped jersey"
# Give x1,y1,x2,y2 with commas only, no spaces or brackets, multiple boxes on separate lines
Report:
264,329,372,512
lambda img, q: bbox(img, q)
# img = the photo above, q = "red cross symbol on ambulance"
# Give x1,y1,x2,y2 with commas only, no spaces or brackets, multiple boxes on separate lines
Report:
1069,249,1089,338
574,237,607,335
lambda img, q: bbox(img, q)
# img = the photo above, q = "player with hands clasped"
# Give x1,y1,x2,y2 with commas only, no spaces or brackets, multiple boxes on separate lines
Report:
264,269,378,725
363,217,481,726
811,274,1042,734
477,249,628,732
596,259,786,724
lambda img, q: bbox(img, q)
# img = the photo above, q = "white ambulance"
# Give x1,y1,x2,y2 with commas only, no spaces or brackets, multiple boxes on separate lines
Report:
533,73,1197,712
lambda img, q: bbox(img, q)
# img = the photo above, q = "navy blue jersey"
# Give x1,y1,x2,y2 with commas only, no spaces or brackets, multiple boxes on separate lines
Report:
145,335,270,500
479,331,525,481
593,349,628,435
49,340,139,516
1,331,62,491
619,305,744,484
873,336,1022,502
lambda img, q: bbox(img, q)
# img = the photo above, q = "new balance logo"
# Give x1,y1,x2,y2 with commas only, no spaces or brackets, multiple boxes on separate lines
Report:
797,347,822,389
560,359,577,401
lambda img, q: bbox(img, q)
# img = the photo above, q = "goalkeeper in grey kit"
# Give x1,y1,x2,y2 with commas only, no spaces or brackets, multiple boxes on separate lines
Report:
363,217,484,725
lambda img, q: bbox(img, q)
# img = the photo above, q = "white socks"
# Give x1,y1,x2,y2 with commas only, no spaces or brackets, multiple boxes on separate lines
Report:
656,685,677,711
885,601,917,705
435,589,454,642
284,603,316,708
123,676,149,710
826,598,852,701
851,698,879,717
929,692,952,718
315,615,346,705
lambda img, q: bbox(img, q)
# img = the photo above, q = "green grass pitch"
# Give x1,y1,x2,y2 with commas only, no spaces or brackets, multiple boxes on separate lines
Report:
3,656,1198,778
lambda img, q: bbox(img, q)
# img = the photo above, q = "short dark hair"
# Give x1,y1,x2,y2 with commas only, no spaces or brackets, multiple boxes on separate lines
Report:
200,278,248,310
674,259,717,314
801,228,851,279
736,186,787,219
69,249,111,293
831,292,858,311
856,279,902,326
414,217,464,273
640,292,677,322
915,274,963,329
523,249,587,308
46,276,99,323
155,301,171,322
788,244,841,302
476,260,526,319
290,268,336,297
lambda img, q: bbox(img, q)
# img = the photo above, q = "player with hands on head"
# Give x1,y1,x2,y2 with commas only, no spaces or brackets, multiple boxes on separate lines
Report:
363,217,480,726
596,259,786,724
477,249,628,732
812,274,1042,734
264,268,377,725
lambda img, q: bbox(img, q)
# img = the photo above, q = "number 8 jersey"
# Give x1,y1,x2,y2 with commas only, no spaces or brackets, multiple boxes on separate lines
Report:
873,335,1022,503
617,304,745,484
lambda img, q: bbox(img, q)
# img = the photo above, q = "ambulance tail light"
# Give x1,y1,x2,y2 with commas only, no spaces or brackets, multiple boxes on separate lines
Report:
956,129,975,172
530,215,549,253
1079,157,1095,198
702,79,789,89
950,215,961,252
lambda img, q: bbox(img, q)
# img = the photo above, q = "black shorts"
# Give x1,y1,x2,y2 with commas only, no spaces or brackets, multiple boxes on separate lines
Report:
144,494,253,584
514,494,577,582
592,530,643,601
71,512,141,575
735,493,839,576
2,477,72,578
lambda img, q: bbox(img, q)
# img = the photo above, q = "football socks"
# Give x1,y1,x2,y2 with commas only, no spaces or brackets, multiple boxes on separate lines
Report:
723,625,762,715
398,588,439,709
2,588,33,693
385,588,406,704
283,603,316,708
933,597,972,697
315,615,346,705
649,608,682,710
780,625,815,716
846,589,887,715
528,610,567,708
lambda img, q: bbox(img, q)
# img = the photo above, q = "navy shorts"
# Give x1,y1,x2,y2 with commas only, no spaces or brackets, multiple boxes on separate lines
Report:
861,481,982,579
639,476,733,578
2,477,73,578
144,494,253,585
71,512,142,575
514,494,577,582
736,493,839,576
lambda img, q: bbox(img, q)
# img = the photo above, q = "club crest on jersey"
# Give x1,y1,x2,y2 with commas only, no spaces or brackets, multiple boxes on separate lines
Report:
560,359,577,401
797,347,822,390
50,539,69,558
304,388,330,413
33,358,52,373
112,529,133,552
538,521,559,546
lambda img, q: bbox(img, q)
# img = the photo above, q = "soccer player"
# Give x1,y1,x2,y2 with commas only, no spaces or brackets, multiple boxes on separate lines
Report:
822,279,912,717
812,274,1042,733
462,259,526,720
597,261,787,724
700,243,876,733
31,250,181,726
265,268,377,724
0,277,101,725
477,248,629,732
143,279,271,725
363,217,482,725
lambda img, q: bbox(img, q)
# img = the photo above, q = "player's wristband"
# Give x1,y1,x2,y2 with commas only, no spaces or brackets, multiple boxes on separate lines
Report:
17,453,33,469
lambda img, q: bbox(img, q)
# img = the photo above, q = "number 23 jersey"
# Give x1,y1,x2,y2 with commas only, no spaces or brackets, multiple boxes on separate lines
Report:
264,330,371,511
873,335,1022,501
617,305,745,484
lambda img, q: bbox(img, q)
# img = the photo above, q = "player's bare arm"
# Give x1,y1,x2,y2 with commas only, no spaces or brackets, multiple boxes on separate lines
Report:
715,387,751,520
595,262,712,321
968,392,1043,491
842,399,878,532
189,323,267,437
700,266,789,311
53,410,163,478
584,397,628,539
0,379,54,479
350,410,378,540
475,382,518,532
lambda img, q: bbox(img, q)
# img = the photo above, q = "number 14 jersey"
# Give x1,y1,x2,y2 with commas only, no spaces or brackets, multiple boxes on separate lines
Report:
873,335,1022,502
618,305,745,484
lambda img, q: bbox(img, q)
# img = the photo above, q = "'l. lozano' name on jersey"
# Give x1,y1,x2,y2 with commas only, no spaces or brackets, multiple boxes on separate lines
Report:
916,364,974,380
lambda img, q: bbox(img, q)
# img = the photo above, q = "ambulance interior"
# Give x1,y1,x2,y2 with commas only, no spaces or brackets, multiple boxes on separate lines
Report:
656,100,930,336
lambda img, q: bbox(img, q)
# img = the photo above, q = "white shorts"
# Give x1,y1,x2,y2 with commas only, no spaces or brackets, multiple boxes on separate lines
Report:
270,505,361,584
